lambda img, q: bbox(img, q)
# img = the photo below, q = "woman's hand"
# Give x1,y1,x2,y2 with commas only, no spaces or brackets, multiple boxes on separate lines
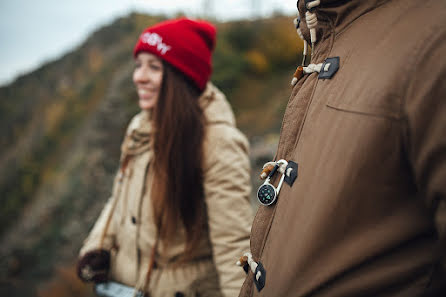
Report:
76,249,110,283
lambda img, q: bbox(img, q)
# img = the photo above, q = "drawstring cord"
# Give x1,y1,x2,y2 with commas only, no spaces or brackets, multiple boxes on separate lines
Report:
259,160,289,180
294,17,308,67
134,237,159,297
306,0,320,55
98,156,130,248
291,60,334,86
291,0,321,86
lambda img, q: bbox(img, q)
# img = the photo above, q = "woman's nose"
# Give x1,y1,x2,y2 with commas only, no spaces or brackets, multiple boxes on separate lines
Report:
134,67,150,84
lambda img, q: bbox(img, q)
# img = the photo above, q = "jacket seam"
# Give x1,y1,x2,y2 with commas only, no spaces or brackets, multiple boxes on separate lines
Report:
291,17,336,154
275,76,306,160
401,23,445,130
325,104,401,120
400,19,446,192
400,21,446,291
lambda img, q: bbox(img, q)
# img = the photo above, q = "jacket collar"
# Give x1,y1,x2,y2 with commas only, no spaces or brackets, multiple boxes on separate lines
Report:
298,0,388,45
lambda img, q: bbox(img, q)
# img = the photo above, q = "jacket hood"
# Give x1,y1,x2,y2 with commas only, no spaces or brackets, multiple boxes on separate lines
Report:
297,0,387,46
199,82,236,127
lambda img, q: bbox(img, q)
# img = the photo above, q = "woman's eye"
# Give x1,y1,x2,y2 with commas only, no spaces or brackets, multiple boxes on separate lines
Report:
149,64,161,71
134,62,142,68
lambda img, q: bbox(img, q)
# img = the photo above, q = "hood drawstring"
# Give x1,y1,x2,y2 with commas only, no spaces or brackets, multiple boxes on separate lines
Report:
291,0,321,86
294,17,308,67
259,160,288,180
306,0,320,54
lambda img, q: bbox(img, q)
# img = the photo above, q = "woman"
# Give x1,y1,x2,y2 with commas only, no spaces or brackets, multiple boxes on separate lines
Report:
77,18,252,297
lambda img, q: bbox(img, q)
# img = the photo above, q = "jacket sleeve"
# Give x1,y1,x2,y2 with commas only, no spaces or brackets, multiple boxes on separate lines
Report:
79,172,120,256
403,30,446,271
203,124,253,297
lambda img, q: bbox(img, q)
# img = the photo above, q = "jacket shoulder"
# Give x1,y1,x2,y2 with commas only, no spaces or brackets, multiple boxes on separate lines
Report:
206,124,249,152
201,83,236,127
203,124,250,171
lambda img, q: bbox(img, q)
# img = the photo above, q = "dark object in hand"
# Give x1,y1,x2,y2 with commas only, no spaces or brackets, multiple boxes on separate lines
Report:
76,249,110,283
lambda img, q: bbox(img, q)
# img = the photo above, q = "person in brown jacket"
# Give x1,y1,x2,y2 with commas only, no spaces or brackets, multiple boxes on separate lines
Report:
238,1,446,296
76,18,253,297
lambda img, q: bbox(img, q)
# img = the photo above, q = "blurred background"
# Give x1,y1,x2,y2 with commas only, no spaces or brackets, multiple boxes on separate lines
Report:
0,1,303,296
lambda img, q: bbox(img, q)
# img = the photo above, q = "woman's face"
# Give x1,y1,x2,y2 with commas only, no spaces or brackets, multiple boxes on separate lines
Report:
133,52,164,111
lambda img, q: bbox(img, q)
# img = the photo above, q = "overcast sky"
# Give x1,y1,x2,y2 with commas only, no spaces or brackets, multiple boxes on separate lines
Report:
0,0,297,86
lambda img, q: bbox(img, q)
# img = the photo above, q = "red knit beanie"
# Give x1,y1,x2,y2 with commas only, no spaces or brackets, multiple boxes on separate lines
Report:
133,18,216,91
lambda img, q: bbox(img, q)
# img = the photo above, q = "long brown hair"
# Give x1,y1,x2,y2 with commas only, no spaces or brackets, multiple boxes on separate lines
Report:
151,62,206,261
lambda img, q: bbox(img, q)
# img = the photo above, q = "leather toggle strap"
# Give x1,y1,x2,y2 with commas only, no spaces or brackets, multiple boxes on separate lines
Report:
254,262,266,292
318,57,340,79
284,161,298,186
237,253,266,291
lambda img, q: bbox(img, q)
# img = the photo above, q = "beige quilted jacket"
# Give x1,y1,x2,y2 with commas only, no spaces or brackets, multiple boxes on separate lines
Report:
80,83,252,297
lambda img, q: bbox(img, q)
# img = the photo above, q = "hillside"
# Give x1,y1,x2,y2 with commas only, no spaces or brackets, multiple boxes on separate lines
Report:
0,13,302,296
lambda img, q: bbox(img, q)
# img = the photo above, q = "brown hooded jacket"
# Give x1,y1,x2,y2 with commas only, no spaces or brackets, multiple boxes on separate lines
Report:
239,0,446,296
